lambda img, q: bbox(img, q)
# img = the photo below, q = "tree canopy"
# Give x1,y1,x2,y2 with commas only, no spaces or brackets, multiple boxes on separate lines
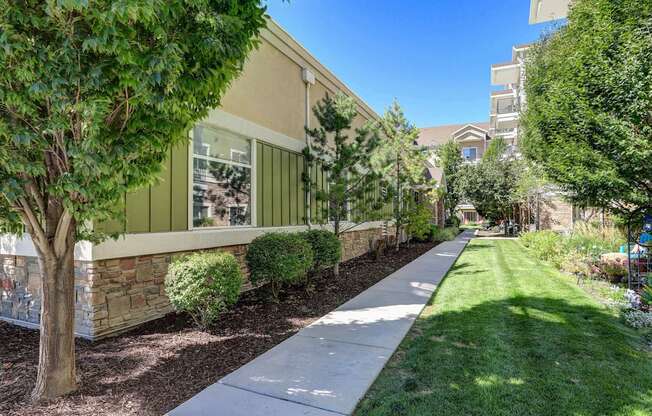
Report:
434,140,463,220
521,0,652,214
0,0,266,400
373,99,431,250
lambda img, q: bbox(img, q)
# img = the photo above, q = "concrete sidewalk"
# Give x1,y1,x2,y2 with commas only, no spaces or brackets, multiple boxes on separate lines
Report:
168,230,473,416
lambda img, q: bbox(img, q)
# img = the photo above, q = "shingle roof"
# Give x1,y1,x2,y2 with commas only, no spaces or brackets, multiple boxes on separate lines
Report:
417,122,490,147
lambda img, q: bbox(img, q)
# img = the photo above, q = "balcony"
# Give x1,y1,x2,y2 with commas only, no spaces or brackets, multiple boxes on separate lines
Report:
491,62,520,86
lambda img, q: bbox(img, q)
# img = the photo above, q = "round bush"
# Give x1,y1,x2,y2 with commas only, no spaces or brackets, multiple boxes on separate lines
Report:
300,229,341,272
245,232,314,300
165,251,242,328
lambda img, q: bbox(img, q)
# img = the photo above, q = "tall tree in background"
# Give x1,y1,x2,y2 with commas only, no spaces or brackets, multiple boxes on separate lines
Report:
522,0,652,214
458,158,522,226
374,100,432,250
304,92,383,276
435,140,463,221
0,1,265,400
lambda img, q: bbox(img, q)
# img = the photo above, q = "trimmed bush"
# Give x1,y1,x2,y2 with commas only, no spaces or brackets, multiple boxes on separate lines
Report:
245,232,314,301
165,252,242,328
430,226,460,242
300,229,341,273
407,205,432,242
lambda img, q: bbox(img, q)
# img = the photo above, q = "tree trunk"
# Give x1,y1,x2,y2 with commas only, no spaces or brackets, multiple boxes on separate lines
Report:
334,220,340,277
31,226,77,401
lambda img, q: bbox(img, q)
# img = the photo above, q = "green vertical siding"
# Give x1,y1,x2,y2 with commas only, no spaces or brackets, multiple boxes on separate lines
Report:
150,149,172,232
256,142,306,227
170,141,189,231
97,140,189,234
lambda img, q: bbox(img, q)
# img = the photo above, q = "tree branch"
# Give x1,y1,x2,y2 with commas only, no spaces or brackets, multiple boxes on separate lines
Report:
53,209,73,257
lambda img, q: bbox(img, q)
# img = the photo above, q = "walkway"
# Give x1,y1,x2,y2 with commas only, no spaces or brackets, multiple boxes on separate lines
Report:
168,230,474,416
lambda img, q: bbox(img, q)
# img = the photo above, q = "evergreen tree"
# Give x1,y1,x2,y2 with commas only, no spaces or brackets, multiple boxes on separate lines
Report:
435,140,464,221
304,92,383,275
374,100,432,250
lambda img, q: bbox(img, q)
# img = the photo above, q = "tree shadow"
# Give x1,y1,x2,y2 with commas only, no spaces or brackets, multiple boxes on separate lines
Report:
358,296,652,416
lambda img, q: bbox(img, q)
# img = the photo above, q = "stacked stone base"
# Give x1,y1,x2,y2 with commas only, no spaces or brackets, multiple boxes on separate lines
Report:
1,227,390,340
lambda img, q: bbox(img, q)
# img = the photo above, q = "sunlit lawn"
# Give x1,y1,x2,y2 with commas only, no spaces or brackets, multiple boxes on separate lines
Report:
355,239,652,416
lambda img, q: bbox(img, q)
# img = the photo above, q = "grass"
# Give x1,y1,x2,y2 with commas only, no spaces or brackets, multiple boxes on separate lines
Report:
355,239,652,416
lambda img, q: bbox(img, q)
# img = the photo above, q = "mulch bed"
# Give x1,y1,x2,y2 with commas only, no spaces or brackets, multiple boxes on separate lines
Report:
0,241,436,416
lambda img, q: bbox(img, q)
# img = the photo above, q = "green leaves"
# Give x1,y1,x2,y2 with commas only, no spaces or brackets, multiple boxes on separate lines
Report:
522,0,652,214
0,0,266,236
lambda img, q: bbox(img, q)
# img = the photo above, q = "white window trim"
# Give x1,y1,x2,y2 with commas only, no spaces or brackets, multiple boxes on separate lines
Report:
189,126,256,231
462,146,478,161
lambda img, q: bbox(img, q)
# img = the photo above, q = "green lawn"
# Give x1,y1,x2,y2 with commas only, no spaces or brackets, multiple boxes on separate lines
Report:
356,239,652,416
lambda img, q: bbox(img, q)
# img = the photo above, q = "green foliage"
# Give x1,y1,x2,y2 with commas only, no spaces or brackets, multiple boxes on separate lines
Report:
406,204,432,242
300,229,341,272
435,140,463,219
165,252,242,328
519,230,564,265
430,226,460,242
522,0,652,214
520,223,626,275
303,92,384,236
482,137,508,162
641,285,652,307
457,158,524,223
245,232,314,301
373,100,433,248
0,0,266,240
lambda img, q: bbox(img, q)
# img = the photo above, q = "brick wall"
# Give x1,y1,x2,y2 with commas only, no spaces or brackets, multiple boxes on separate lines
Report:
1,227,384,340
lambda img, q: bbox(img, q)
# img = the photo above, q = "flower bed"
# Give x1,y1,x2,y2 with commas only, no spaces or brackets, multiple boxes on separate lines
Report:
0,241,437,416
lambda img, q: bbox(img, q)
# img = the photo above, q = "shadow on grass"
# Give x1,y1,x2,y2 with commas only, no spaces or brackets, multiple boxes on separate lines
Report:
357,296,652,416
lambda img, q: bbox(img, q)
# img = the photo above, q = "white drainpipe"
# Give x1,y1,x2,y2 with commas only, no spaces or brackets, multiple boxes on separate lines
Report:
302,68,316,228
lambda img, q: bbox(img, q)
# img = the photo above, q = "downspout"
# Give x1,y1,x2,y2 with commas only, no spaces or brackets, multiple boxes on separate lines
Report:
302,68,316,229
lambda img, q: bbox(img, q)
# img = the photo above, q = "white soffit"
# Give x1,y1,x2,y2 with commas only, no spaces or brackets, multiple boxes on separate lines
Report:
491,63,520,86
529,0,570,24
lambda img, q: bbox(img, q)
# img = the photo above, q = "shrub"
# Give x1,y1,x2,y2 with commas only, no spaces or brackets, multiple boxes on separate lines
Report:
623,310,652,329
245,232,314,301
165,252,243,328
300,229,341,273
641,285,652,307
595,253,628,283
431,226,459,242
407,205,432,242
519,230,564,266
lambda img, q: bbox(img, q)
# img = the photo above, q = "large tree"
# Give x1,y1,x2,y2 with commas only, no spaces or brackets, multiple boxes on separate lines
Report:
434,140,463,221
374,100,431,251
458,158,523,226
304,92,383,275
521,0,652,214
0,1,265,400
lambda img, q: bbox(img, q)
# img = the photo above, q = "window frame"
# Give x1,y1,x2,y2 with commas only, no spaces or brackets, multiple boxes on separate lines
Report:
462,146,478,162
188,125,257,231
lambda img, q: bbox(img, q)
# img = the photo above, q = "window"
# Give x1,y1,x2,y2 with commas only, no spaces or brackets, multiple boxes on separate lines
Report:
192,125,252,228
462,147,477,161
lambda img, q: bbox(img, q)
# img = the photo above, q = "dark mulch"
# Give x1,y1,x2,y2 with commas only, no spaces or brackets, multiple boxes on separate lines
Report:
0,241,436,416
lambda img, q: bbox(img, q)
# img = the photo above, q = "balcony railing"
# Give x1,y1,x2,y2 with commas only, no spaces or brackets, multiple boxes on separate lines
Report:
495,98,518,114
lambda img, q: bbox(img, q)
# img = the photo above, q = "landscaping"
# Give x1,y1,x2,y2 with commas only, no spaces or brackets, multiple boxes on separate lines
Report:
0,239,440,416
355,239,652,416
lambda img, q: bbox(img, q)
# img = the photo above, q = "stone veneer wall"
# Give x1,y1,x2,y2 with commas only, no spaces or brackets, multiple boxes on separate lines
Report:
1,227,388,340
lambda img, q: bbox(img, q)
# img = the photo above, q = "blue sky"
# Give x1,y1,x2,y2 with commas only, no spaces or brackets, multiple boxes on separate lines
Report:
264,0,556,127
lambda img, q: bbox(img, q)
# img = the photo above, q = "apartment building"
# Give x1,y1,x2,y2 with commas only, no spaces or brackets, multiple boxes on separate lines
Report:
529,0,571,24
0,19,391,340
417,122,492,224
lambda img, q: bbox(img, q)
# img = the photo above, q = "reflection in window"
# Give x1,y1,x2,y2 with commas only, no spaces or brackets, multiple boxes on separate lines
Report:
462,147,477,161
192,126,251,228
